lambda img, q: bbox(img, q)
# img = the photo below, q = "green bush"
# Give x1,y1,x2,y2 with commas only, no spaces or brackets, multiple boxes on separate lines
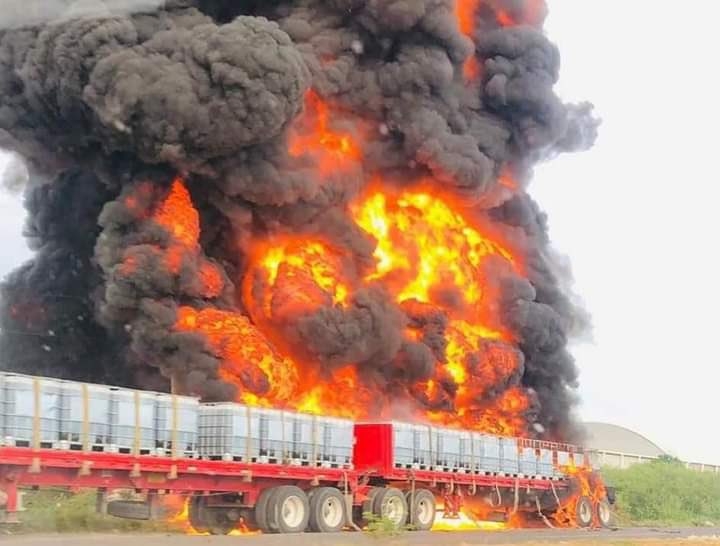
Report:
603,458,720,526
12,490,178,534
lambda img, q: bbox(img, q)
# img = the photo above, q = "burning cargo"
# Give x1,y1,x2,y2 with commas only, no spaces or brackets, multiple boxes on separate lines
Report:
0,372,613,534
0,0,596,449
0,0,603,533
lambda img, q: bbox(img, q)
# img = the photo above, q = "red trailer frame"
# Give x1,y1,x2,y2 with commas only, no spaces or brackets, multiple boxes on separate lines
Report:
0,424,604,532
0,446,359,525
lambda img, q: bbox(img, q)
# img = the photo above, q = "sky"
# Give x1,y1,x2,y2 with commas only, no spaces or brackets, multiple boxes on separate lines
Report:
0,1,718,463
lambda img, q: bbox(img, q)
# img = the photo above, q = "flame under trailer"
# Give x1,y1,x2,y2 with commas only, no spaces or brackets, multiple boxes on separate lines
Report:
0,372,614,533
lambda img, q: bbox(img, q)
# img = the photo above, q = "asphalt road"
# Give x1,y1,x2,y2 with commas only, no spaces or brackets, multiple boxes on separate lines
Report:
2,529,720,545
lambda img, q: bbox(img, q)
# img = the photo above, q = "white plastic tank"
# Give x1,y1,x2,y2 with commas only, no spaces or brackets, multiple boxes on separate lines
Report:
479,434,501,473
500,437,520,474
316,416,353,468
519,447,540,476
155,393,199,458
0,373,61,447
198,402,251,460
392,421,435,469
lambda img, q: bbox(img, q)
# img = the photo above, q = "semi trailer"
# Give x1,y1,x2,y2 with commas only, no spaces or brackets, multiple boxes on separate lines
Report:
0,372,613,533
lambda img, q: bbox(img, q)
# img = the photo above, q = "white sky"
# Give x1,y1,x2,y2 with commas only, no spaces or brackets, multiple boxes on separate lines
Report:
1,1,718,463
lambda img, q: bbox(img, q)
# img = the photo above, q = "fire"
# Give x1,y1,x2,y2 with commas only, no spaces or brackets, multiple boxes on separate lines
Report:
141,88,532,438
454,0,482,80
146,168,531,436
175,306,298,406
153,179,199,248
354,190,519,306
289,90,361,173
432,510,506,532
232,185,528,436
168,497,208,536
118,179,225,299
168,497,259,536
254,238,350,311
553,462,608,528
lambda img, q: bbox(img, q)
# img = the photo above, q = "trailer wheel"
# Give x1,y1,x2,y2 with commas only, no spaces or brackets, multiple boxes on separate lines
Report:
373,488,408,529
188,496,209,534
308,487,346,533
575,496,593,527
268,485,309,533
405,489,436,531
205,508,236,535
596,498,613,528
361,487,382,520
254,486,279,532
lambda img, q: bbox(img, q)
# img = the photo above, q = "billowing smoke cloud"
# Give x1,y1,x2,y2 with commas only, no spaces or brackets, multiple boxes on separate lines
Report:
0,0,596,441
1,1,167,29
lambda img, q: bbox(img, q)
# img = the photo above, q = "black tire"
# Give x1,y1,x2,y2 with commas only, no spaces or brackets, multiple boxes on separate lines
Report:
596,498,613,528
188,496,209,534
361,487,383,522
106,500,151,520
309,487,346,533
205,508,235,535
254,487,279,533
575,495,593,528
267,485,310,534
372,488,408,529
404,489,436,531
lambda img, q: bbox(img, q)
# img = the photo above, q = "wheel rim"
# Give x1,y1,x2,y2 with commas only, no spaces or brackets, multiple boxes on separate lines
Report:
579,501,592,523
598,501,610,524
322,497,344,528
383,496,405,525
416,498,433,525
281,495,305,528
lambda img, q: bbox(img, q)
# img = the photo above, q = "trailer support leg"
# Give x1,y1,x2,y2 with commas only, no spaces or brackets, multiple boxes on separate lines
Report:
95,488,108,515
442,490,463,519
0,477,20,524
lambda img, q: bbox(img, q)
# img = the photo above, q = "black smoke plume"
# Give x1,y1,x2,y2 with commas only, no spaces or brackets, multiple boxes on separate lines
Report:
0,0,596,441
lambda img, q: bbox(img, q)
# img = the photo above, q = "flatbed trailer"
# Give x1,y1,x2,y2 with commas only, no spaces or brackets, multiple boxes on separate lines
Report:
0,430,609,533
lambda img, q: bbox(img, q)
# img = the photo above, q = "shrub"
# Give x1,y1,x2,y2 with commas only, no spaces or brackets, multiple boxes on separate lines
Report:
603,459,720,526
13,490,176,534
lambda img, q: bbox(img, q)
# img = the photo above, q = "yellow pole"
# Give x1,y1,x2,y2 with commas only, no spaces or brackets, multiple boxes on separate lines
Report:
82,384,89,452
133,391,140,456
171,394,179,459
32,379,41,449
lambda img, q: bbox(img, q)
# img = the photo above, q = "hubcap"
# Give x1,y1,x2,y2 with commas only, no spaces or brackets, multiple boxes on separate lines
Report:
383,497,405,525
281,495,305,528
322,497,343,528
579,501,592,523
416,498,433,525
598,502,610,523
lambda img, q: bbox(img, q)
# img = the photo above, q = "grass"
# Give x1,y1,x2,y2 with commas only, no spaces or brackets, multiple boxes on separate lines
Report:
363,511,414,538
603,458,720,527
5,489,178,534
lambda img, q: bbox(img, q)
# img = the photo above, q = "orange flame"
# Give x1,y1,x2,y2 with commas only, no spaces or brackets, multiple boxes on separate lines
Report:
233,185,528,435
118,179,225,299
168,497,259,536
157,94,533,438
553,462,608,528
432,510,506,532
175,306,298,405
289,90,361,173
455,0,482,80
